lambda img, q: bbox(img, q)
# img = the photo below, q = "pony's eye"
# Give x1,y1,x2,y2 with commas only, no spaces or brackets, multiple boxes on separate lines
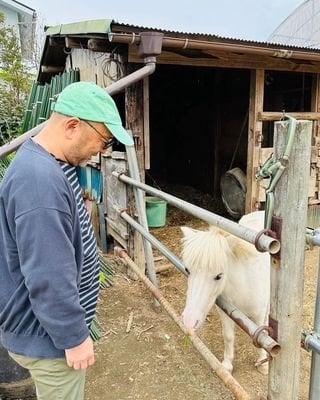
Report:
185,267,190,275
214,273,223,281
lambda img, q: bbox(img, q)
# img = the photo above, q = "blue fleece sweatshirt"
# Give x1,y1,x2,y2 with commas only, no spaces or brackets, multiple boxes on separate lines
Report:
0,139,90,358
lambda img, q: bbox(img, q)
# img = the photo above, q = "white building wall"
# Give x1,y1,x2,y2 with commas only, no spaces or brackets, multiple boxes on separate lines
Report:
0,1,36,60
0,5,20,39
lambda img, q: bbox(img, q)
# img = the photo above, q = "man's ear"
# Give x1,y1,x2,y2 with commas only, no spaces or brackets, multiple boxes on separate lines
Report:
64,117,81,140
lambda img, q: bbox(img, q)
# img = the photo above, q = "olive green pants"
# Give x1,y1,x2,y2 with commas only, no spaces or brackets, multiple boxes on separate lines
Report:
8,352,86,400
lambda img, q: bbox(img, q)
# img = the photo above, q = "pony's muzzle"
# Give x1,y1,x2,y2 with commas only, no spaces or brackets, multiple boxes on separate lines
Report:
181,312,200,334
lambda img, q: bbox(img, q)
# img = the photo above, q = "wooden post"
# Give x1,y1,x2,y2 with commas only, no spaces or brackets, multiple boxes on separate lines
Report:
143,76,151,170
311,73,320,148
213,70,222,196
311,73,320,116
125,65,146,272
245,69,264,213
309,74,320,207
268,120,312,400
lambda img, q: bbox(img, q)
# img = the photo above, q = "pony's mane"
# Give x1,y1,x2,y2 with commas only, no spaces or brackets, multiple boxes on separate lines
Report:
227,233,259,261
181,226,258,273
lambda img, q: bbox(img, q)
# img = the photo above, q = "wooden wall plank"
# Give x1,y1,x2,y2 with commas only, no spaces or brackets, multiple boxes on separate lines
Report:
245,69,264,213
259,112,320,121
101,152,129,246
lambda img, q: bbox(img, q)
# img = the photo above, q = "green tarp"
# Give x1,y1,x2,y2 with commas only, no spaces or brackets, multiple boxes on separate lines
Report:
45,19,112,36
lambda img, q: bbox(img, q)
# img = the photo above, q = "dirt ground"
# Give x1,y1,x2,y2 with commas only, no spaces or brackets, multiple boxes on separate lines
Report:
85,204,319,400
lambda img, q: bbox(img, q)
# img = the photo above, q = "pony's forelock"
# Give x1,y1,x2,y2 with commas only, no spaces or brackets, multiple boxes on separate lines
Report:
181,225,260,274
181,227,231,273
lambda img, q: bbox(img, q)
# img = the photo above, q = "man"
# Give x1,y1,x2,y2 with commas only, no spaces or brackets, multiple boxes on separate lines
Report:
0,81,134,399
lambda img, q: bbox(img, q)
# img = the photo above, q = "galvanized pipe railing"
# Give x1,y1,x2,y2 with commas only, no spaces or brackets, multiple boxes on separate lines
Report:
117,208,280,358
107,60,155,96
114,246,252,400
308,248,320,400
0,124,44,158
302,330,320,355
118,208,186,274
216,297,280,357
306,228,320,247
125,144,157,289
113,172,280,254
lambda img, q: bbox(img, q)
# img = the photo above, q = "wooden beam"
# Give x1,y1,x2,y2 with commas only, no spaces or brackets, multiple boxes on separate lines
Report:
203,49,231,61
259,111,320,121
41,65,64,73
65,36,87,49
155,263,172,273
128,46,320,73
245,69,264,213
48,37,65,47
87,38,112,52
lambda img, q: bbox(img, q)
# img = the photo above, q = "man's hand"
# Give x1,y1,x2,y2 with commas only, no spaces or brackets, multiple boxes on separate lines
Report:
65,336,95,370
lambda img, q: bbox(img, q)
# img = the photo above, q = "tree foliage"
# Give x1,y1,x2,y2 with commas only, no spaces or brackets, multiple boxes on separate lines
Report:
0,13,34,145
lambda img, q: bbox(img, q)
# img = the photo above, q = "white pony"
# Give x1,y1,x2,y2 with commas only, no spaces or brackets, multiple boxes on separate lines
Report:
181,211,269,375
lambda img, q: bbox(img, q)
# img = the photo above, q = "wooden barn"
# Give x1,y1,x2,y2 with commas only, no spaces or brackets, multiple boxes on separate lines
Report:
34,18,320,251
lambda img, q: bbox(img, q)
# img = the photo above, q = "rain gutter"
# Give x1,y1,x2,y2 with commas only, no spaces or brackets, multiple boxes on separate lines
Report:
108,32,320,62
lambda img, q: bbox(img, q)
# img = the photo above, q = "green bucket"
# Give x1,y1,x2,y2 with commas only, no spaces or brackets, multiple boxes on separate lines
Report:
146,196,167,227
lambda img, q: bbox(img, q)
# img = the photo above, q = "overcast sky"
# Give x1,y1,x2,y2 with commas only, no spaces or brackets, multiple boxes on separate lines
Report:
25,0,303,42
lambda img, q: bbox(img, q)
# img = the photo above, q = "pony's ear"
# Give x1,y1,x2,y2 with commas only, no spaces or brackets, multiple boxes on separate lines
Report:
181,226,199,238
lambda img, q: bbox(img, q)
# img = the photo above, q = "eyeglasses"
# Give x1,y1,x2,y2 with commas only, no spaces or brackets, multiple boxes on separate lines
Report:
82,120,115,150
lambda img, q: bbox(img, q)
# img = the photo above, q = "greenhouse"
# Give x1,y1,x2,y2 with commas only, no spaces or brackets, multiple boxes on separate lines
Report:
269,0,320,48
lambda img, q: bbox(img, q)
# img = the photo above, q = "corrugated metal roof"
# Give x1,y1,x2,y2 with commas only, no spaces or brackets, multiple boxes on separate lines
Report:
39,17,320,84
44,18,320,53
111,20,320,52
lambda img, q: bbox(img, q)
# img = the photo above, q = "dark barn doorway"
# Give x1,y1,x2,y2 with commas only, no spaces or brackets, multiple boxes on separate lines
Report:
148,65,250,215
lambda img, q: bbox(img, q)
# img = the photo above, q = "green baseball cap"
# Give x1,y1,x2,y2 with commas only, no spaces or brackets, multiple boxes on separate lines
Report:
52,81,134,146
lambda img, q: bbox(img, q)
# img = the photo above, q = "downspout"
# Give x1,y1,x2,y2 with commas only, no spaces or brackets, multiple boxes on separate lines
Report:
0,32,163,158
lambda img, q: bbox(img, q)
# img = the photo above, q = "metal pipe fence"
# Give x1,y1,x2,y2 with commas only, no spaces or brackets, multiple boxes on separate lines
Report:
125,144,157,288
113,171,280,254
117,208,280,357
308,250,320,400
113,167,283,355
115,246,252,400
